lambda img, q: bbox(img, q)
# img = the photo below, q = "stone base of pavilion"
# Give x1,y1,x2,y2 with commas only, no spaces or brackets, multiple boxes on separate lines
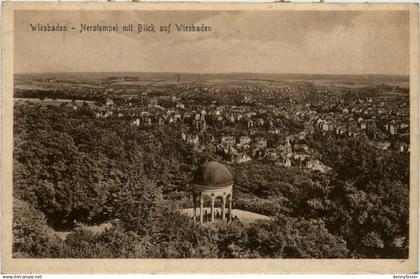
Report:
180,207,271,226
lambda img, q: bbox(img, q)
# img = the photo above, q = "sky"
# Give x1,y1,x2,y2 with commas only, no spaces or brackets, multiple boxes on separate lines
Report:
14,10,410,75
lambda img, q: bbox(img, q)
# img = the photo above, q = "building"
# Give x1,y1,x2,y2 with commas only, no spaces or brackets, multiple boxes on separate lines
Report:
238,136,251,149
221,136,236,147
254,137,267,149
191,161,234,223
389,124,398,135
105,98,114,106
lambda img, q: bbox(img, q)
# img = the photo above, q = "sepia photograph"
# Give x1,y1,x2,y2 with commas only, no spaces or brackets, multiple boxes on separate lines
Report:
1,2,419,274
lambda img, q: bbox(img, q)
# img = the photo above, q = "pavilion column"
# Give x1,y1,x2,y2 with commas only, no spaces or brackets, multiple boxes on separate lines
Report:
222,197,226,221
192,193,197,221
199,195,204,223
228,195,233,222
210,197,215,222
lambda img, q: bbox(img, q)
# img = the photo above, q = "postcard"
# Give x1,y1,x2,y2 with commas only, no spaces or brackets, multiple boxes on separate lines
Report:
1,2,418,274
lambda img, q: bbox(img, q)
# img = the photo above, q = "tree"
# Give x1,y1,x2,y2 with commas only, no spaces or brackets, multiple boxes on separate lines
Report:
246,215,349,258
13,199,63,257
112,176,165,235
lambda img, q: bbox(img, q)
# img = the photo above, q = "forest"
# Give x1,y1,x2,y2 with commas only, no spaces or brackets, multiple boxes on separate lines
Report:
13,102,409,259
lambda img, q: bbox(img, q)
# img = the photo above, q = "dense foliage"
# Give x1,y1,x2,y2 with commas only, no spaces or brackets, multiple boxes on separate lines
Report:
13,103,409,258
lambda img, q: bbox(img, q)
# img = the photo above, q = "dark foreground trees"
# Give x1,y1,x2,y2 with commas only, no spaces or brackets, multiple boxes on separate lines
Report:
13,194,349,259
246,217,348,258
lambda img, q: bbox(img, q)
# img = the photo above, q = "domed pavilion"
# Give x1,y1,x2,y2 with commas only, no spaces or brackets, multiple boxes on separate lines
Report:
191,161,233,223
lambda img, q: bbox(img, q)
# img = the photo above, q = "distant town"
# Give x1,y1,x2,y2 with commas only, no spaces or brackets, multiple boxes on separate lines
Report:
14,73,410,174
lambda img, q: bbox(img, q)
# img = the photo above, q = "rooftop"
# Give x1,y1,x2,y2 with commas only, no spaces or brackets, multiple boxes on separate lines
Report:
192,161,233,190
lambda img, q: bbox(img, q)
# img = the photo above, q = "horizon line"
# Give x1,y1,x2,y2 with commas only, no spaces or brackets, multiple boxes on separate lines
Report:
14,71,409,77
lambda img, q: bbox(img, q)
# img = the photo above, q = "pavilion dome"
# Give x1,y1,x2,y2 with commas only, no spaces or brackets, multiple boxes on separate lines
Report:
192,161,234,190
